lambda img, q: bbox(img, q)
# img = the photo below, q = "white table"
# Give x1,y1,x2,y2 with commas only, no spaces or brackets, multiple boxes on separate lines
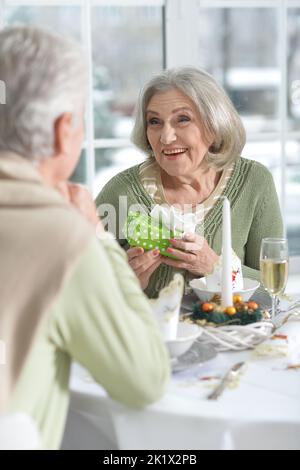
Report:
62,309,300,451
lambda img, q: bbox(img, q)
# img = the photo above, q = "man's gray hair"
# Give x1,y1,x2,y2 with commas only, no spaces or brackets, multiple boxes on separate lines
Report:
0,26,87,161
131,67,246,170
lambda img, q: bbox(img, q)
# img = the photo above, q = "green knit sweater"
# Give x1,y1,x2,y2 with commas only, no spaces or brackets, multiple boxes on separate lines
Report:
96,157,283,298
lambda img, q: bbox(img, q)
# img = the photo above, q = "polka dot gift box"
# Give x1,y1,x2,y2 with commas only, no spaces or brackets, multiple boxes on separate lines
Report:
123,211,183,259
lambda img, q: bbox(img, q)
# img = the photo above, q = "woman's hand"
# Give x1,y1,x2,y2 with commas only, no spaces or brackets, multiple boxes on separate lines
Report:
162,233,219,276
56,182,102,228
127,247,162,290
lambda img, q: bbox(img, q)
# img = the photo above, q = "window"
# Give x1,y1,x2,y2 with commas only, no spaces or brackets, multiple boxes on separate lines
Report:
166,0,300,260
4,4,81,41
91,4,164,192
1,0,164,194
1,0,299,262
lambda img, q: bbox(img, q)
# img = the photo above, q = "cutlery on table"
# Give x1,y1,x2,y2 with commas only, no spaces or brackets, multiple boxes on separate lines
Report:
207,362,245,401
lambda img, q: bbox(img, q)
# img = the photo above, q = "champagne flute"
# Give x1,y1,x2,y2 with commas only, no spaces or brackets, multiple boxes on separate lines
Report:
260,238,289,320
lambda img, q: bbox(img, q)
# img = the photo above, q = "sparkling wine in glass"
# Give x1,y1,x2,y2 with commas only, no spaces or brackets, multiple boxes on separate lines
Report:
260,238,289,320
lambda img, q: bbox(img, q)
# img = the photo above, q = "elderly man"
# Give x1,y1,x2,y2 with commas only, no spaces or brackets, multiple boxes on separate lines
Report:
0,26,170,449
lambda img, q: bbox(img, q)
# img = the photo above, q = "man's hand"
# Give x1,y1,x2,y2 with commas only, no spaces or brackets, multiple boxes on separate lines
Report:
56,182,102,228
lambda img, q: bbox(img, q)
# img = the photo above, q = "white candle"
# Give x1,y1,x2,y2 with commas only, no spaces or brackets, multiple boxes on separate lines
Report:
221,197,233,308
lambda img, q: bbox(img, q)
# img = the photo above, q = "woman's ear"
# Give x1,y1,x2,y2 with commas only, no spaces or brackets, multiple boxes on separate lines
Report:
209,139,223,154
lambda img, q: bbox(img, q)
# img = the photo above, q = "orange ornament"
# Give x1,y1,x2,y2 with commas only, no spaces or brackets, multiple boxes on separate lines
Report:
202,302,214,313
248,301,258,310
233,294,243,304
225,306,237,316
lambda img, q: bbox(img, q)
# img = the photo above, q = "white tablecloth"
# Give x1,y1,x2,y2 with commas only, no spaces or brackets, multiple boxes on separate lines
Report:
62,314,300,450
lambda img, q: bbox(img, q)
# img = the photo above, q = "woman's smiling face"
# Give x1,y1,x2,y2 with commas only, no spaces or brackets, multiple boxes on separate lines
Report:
146,88,213,178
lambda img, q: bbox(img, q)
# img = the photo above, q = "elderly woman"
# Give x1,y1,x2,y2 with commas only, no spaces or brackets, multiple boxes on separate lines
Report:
96,67,283,298
0,26,169,449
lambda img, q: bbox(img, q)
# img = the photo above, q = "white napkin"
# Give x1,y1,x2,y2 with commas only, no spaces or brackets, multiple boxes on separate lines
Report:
150,274,185,341
150,204,198,236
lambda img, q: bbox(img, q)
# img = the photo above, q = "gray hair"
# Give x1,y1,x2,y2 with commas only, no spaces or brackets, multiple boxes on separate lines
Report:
0,26,87,162
131,67,246,170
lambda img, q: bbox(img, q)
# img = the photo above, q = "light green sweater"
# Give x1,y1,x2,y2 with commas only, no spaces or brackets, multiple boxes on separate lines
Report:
10,236,170,450
96,157,283,298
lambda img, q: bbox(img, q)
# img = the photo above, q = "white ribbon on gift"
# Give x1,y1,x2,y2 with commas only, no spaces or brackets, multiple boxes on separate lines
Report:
150,204,198,236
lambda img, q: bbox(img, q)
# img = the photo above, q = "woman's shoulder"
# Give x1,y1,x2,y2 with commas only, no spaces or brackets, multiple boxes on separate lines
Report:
104,163,142,188
236,157,274,182
96,163,142,202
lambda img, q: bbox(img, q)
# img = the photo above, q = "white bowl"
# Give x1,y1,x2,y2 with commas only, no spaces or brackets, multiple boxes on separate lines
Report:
189,277,260,303
165,322,203,358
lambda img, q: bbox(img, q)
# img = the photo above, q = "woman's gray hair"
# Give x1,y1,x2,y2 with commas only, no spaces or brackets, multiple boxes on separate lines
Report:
0,26,87,162
131,67,246,170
